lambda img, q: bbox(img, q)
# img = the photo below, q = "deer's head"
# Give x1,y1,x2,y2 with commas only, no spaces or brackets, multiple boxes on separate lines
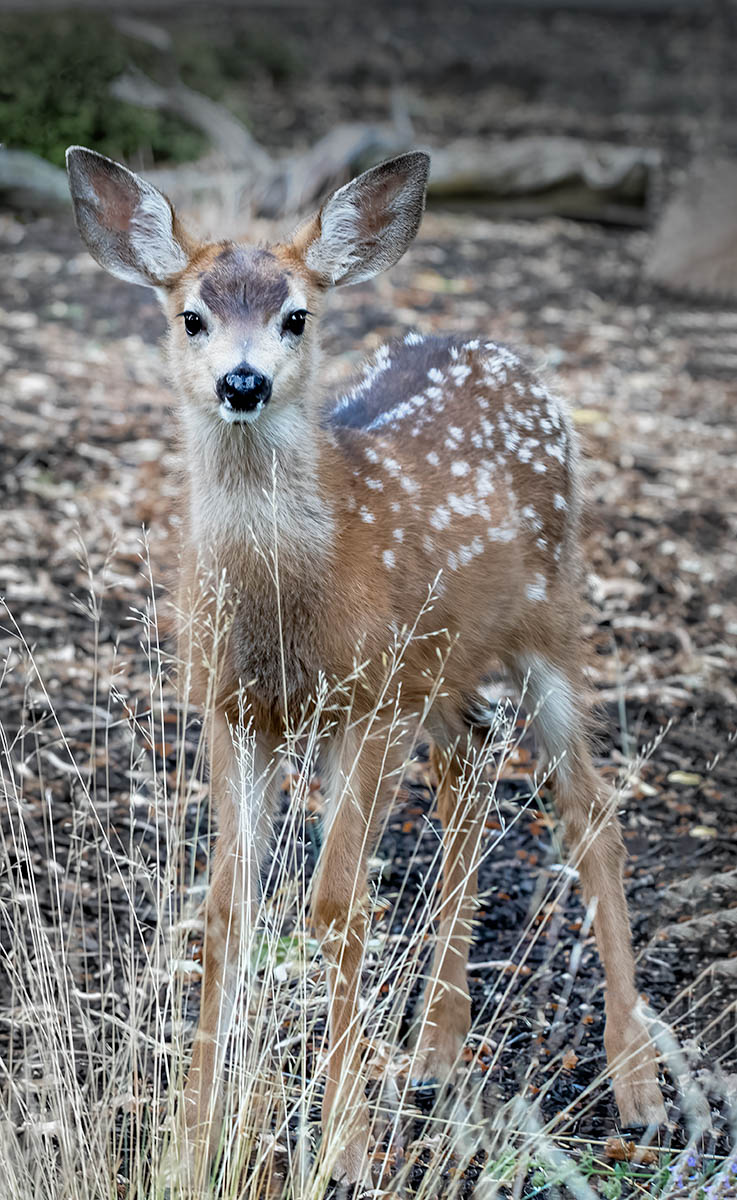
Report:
66,148,429,430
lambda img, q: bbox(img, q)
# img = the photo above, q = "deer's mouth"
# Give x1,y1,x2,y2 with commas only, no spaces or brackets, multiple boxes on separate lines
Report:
218,396,269,423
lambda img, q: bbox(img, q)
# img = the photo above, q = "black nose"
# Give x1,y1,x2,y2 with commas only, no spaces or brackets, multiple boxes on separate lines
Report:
216,364,272,412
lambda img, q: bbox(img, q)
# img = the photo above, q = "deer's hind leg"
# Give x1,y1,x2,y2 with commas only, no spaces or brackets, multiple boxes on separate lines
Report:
511,650,666,1126
414,742,484,1080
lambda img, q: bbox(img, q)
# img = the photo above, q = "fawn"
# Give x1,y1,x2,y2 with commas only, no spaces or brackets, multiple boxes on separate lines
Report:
66,146,666,1185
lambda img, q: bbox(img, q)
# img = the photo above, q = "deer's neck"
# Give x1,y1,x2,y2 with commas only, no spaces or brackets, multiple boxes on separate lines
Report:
180,403,336,563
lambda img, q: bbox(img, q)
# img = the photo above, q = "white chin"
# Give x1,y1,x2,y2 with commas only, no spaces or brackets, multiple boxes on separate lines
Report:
218,401,265,424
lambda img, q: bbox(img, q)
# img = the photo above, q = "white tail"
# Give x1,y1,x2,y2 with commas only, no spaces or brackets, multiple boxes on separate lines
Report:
66,146,665,1186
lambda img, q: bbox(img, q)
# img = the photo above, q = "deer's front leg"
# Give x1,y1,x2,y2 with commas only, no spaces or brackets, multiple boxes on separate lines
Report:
312,735,377,1185
166,718,277,1192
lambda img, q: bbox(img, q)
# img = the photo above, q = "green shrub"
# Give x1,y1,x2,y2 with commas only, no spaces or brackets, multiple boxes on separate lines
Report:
0,11,206,167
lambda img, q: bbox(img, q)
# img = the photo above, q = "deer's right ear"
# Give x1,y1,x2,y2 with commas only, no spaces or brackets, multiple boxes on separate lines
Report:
66,147,192,290
293,152,430,287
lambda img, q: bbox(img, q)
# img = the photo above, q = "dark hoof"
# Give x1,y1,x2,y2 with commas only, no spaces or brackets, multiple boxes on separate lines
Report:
411,1077,439,1113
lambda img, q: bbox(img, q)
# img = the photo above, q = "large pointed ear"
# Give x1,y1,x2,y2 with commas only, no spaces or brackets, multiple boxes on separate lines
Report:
66,146,192,289
294,152,430,287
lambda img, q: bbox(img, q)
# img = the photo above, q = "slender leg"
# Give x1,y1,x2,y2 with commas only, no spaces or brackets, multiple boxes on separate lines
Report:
415,745,481,1078
311,731,379,1185
554,748,666,1123
171,716,278,1188
518,653,666,1125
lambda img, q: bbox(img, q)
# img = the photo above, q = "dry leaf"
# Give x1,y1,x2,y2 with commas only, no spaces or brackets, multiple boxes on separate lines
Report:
667,770,702,786
604,1137,658,1165
571,407,605,425
604,1138,634,1162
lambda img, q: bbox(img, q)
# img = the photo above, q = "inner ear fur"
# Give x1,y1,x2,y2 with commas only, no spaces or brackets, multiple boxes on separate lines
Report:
293,151,430,288
66,146,194,289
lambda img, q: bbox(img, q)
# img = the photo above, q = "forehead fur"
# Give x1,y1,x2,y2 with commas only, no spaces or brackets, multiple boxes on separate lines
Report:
171,238,325,321
184,243,295,322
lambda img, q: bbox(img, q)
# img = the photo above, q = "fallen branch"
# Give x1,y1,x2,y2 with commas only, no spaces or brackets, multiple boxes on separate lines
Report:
111,67,412,220
428,136,660,224
0,149,71,211
110,68,273,172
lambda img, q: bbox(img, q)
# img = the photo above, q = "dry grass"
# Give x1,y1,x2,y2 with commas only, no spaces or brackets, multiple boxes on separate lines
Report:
1,547,735,1200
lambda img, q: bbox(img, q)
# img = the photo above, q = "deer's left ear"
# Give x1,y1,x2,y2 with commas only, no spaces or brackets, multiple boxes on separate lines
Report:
294,152,430,287
66,146,193,290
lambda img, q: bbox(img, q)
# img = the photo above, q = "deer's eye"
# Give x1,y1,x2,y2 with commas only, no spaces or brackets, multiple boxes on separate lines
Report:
283,309,307,337
182,311,204,336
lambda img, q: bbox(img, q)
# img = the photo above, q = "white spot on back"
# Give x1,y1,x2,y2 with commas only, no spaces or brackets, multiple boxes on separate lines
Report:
487,525,517,542
382,549,396,569
430,505,451,531
475,466,494,496
333,344,392,413
521,505,542,531
367,393,425,431
450,363,472,385
526,573,547,602
448,492,477,517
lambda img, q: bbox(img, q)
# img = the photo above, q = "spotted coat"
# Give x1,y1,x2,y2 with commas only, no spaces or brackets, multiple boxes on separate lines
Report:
327,332,577,612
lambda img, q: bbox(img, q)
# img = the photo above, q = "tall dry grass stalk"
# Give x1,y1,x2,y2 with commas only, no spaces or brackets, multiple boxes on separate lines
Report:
1,542,734,1198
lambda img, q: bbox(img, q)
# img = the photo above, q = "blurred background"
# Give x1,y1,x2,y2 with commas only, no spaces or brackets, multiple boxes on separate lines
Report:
1,2,736,1195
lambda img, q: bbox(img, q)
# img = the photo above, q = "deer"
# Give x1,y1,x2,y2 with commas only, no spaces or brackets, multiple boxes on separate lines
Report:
66,145,666,1187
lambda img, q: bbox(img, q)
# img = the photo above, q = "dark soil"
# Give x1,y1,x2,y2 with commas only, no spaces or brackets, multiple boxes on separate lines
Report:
1,3,736,1197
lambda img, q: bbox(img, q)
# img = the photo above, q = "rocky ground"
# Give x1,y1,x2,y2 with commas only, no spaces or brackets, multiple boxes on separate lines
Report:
1,3,736,1196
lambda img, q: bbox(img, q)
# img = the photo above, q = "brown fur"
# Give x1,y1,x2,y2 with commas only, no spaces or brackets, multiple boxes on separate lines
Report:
65,147,666,1188
169,318,665,1182
199,245,289,322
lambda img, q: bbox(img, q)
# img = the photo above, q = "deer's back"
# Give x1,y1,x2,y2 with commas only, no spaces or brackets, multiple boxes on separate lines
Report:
327,334,579,637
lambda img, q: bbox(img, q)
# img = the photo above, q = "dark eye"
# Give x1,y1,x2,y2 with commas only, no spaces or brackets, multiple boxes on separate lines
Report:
182,311,203,336
283,309,307,337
